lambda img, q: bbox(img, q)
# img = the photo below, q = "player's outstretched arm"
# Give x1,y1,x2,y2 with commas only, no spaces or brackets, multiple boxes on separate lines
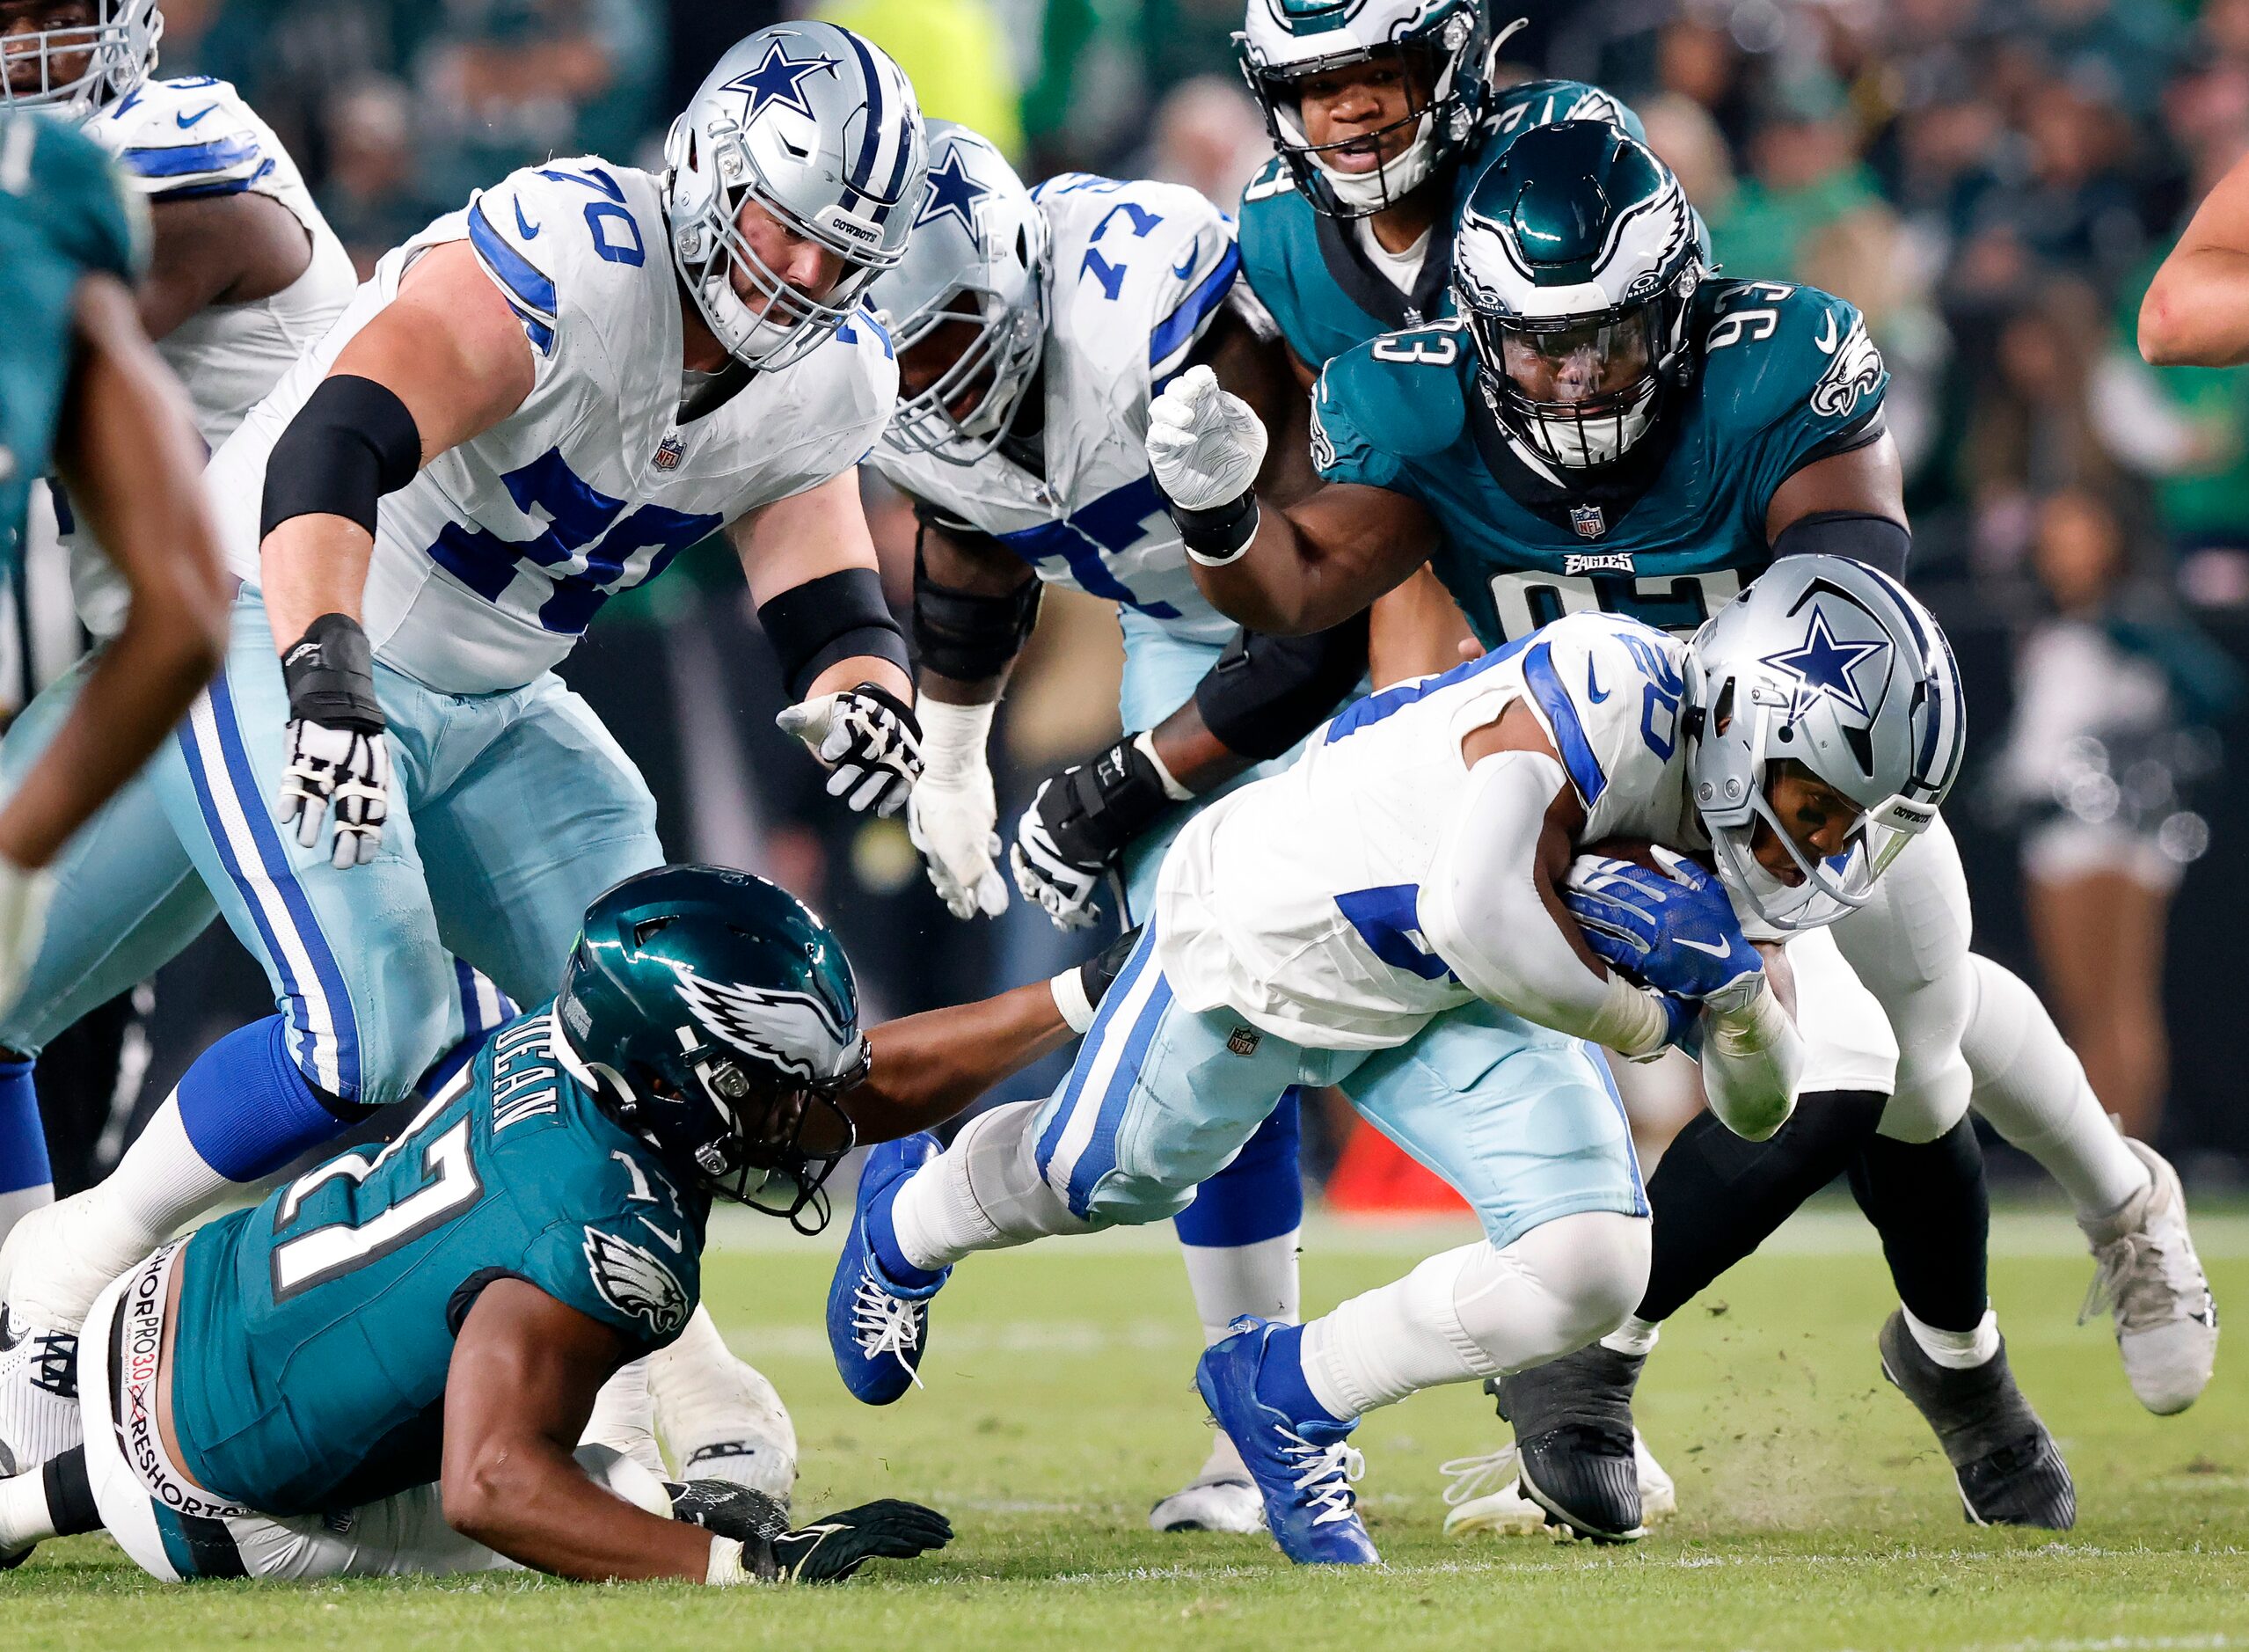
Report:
906,515,1039,920
259,240,537,868
735,476,924,818
0,275,229,879
443,1278,724,1582
1148,369,1436,635
2142,148,2249,367
135,189,316,342
1763,428,1911,576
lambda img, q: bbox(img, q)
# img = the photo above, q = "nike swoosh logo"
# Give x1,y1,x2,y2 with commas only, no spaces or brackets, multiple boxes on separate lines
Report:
177,105,218,128
0,1304,25,1352
1815,311,1838,354
635,1215,686,1254
1675,936,1734,958
514,199,540,240
1172,238,1199,281
1585,658,1610,703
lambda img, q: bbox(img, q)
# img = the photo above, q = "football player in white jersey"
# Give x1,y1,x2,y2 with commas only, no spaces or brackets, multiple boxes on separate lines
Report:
823,558,1987,1562
862,122,1352,1532
0,21,928,1491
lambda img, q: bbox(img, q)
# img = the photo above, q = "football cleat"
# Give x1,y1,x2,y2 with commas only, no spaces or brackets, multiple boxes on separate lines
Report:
825,1134,950,1406
0,1441,32,1571
1487,1344,1649,1541
2078,1139,2216,1416
1194,1317,1377,1565
1441,1429,1676,1538
651,1337,798,1508
1148,1474,1265,1534
1878,1310,2076,1529
0,1304,81,1476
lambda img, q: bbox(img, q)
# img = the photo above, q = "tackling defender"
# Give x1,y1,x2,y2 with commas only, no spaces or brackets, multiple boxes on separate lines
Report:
1148,116,2208,1535
0,865,1102,1582
0,21,927,1492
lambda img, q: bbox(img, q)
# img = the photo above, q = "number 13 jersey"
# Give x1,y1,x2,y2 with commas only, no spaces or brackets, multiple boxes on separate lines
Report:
204,157,897,694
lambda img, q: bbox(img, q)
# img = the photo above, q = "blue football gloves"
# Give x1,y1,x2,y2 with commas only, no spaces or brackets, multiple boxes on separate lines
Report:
1563,849,1763,1012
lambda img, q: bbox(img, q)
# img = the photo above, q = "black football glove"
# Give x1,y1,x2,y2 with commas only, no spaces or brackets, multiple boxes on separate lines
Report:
1011,735,1180,931
769,1498,954,1583
278,612,391,869
664,1479,791,1547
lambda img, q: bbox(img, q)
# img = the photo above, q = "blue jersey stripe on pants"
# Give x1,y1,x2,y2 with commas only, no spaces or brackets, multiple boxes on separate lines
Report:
176,672,361,1099
1066,971,1174,1219
1035,929,1156,1176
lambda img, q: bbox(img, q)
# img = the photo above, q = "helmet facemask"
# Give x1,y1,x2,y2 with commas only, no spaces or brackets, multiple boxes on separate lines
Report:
884,245,1048,464
0,0,159,119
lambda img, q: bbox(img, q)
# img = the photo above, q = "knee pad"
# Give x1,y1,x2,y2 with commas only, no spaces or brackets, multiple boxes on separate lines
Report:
1871,961,1975,1144
1455,1211,1652,1370
1832,817,1972,998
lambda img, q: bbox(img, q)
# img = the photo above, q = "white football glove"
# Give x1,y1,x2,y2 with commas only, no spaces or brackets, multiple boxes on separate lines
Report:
279,720,391,869
1146,364,1267,512
907,700,1007,919
777,683,924,817
0,854,55,1021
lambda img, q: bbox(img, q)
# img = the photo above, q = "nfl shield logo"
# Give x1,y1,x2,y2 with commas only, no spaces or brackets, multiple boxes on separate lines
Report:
653,434,684,471
1227,1026,1262,1057
1569,502,1607,539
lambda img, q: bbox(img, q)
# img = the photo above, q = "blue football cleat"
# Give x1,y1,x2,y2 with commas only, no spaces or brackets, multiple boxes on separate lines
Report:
827,1133,951,1405
1194,1317,1379,1565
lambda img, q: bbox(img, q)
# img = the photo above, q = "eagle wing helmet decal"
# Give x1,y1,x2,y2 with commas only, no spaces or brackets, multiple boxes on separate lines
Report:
675,969,862,1082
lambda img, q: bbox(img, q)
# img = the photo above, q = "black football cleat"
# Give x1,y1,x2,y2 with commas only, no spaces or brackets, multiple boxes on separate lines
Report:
1877,1310,2076,1530
1490,1344,1648,1542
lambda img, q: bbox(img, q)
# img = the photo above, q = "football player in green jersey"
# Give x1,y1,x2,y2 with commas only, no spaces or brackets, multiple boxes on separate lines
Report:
0,865,1101,1582
1150,116,2206,1540
0,110,226,1012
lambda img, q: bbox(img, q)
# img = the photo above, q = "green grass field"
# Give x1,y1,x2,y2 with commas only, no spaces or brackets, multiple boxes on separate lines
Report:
7,1202,2246,1651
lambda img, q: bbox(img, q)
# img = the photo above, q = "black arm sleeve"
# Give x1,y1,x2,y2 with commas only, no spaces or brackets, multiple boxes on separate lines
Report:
1769,510,1912,581
1192,610,1371,762
911,530,1041,683
259,374,422,539
756,567,910,702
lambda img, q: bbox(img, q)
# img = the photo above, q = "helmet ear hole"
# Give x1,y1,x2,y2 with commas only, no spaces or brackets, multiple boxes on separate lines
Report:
632,917,675,947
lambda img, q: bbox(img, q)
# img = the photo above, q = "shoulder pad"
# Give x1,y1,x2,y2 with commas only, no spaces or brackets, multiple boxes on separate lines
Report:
464,160,654,360
1484,80,1647,153
1045,177,1240,386
91,76,272,200
1698,281,1884,436
1320,322,1472,459
1239,156,1300,212
1521,613,1687,807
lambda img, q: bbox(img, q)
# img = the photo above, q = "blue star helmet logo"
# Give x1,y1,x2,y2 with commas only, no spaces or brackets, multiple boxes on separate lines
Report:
1759,603,1889,720
915,146,992,235
720,40,840,126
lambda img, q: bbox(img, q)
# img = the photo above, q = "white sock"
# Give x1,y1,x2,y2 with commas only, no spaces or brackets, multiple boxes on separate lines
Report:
886,1100,1082,1273
1903,1305,2000,1370
1301,1213,1650,1419
0,1184,51,1254
581,1356,668,1481
887,1151,1003,1273
2,1100,229,1333
0,1466,58,1553
1601,1314,1661,1358
1961,956,2148,1217
648,1305,796,1499
1179,1230,1300,1345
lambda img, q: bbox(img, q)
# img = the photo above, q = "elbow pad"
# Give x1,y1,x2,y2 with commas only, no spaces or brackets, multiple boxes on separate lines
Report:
1769,511,1911,580
911,537,1042,683
259,374,422,540
757,567,910,702
1194,613,1370,762
1420,750,1665,1055
1698,982,1803,1141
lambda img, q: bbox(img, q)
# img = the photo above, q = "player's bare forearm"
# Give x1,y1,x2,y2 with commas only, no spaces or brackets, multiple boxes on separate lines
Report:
0,276,229,870
1146,696,1250,794
260,514,377,654
1368,565,1477,687
442,1280,714,1583
733,472,909,705
2142,151,2249,366
1190,482,1432,635
849,981,1077,1140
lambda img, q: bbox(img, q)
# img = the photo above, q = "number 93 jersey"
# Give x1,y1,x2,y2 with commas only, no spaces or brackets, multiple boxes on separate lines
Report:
1310,280,1889,647
205,157,898,694
1155,610,1698,1049
866,173,1245,645
164,1008,704,1517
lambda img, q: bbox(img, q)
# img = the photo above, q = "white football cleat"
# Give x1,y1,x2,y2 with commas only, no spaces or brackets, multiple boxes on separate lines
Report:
650,1306,799,1506
1441,1433,1676,1538
0,1302,82,1474
1148,1474,1265,1534
2079,1139,2217,1415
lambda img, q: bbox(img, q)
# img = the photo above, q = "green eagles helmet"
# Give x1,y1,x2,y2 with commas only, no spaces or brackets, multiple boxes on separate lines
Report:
1235,0,1493,219
555,865,868,1232
1451,119,1705,470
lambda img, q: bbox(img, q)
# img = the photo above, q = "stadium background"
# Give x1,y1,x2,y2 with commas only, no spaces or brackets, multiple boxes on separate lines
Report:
6,0,2248,1194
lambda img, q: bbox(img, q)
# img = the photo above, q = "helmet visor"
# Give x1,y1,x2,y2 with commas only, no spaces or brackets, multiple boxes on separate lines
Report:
1468,303,1663,468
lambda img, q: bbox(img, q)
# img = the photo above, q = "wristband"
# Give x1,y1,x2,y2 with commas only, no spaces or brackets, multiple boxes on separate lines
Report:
917,698,997,784
1581,971,1672,1060
1050,967,1097,1035
1173,493,1260,567
1130,730,1194,802
706,1533,751,1586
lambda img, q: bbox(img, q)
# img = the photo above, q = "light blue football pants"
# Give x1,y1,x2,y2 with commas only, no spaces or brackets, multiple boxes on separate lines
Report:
144,592,661,1108
1032,924,1647,1250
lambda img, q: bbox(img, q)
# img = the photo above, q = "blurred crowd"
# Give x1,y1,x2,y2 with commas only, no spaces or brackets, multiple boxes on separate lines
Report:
11,0,2249,1182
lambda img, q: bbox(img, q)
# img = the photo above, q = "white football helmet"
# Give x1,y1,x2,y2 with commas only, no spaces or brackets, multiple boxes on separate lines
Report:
868,121,1048,464
0,0,159,120
1685,557,1967,930
662,21,927,372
